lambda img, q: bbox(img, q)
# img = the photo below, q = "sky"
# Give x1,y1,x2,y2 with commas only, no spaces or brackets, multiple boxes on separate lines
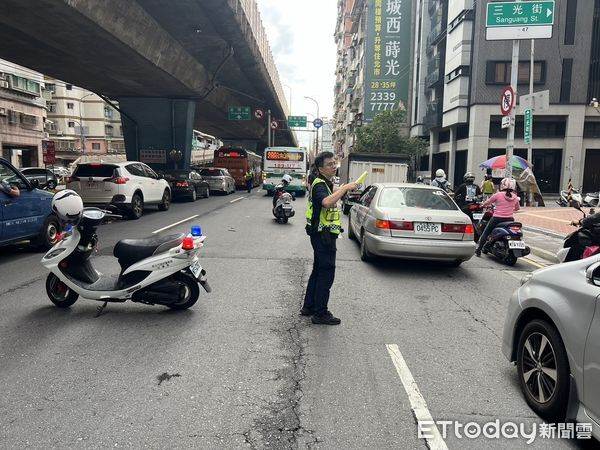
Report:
256,0,338,145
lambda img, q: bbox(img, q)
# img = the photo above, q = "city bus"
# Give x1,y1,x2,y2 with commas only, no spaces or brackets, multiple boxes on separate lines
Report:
262,147,307,196
213,147,262,188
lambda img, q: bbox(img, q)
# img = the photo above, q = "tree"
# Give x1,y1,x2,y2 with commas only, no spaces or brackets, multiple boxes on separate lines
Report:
354,109,428,173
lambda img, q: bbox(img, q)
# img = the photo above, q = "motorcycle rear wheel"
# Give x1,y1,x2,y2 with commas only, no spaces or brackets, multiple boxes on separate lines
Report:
46,273,79,308
168,272,200,310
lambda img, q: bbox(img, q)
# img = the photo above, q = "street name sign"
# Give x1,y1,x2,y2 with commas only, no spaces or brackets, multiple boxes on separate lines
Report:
228,106,251,121
524,108,533,144
500,86,515,116
486,1,555,40
287,116,307,128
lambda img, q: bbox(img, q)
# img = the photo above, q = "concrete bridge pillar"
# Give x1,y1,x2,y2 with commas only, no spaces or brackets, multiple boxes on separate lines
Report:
117,98,196,170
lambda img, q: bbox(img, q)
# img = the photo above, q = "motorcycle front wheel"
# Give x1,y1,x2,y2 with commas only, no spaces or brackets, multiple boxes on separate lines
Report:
46,273,79,308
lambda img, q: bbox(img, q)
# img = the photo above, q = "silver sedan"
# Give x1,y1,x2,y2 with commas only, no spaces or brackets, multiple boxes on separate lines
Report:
348,183,476,266
502,256,600,438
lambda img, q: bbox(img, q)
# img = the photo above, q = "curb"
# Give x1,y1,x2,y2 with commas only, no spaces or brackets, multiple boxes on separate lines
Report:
528,245,560,264
523,225,566,240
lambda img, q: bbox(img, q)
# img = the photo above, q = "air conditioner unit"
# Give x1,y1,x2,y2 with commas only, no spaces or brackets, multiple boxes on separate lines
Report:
0,80,8,89
0,107,6,116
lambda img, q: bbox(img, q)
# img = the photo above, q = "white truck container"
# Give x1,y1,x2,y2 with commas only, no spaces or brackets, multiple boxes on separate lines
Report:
347,160,409,185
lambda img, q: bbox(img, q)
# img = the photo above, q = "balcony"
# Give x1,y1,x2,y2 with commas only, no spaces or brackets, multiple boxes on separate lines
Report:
427,20,445,47
423,101,442,130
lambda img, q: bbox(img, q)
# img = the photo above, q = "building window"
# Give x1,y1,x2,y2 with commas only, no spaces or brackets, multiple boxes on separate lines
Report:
20,114,37,127
68,121,75,128
67,102,74,110
66,84,72,90
104,105,113,119
9,75,41,96
489,116,566,139
105,125,114,137
560,59,573,103
485,61,545,85
92,143,101,150
588,0,600,100
564,0,578,45
45,83,56,93
584,122,600,138
47,102,57,113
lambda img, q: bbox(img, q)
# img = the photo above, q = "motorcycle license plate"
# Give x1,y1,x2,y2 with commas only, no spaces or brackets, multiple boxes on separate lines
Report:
509,240,526,250
283,205,292,210
472,213,484,221
415,222,441,235
190,259,203,279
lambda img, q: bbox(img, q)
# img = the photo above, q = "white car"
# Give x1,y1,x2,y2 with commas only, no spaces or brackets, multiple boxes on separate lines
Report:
66,162,171,220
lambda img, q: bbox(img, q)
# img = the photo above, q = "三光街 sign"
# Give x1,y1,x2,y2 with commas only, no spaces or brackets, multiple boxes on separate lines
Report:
363,0,411,122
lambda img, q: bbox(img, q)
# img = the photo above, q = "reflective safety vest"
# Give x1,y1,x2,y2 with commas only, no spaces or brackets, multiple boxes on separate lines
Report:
305,177,342,235
244,171,253,181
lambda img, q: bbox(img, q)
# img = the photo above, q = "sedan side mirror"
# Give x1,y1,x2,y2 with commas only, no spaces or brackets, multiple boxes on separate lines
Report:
586,261,600,286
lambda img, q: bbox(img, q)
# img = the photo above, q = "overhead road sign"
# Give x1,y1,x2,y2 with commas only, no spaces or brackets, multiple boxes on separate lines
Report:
287,116,307,128
486,1,555,40
228,106,251,121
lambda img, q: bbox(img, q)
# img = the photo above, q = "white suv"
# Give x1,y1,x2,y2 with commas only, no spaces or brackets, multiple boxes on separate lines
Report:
66,162,171,220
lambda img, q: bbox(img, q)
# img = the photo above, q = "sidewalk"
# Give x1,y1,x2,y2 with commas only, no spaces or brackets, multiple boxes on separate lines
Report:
515,207,592,263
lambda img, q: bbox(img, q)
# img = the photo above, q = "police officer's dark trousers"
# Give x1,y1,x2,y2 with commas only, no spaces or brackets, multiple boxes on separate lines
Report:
303,232,336,316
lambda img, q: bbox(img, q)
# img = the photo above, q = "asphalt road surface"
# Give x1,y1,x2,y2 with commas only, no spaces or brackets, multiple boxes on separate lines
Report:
0,190,594,448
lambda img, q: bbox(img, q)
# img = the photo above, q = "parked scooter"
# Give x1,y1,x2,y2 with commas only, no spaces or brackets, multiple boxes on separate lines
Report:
583,191,600,208
42,190,210,311
476,205,530,266
557,188,583,207
557,202,600,263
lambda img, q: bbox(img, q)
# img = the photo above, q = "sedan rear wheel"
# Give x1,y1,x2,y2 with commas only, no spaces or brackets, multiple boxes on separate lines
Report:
348,213,357,241
203,187,210,199
190,189,197,202
517,320,570,421
360,230,373,262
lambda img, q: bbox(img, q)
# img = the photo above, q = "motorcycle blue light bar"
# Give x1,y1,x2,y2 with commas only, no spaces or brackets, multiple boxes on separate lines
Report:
191,225,202,236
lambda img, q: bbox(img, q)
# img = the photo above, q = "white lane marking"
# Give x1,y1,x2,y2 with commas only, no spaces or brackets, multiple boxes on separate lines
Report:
386,344,449,450
229,196,246,204
152,215,199,234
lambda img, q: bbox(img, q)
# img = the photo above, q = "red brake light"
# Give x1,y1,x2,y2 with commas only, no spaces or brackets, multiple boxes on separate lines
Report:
376,220,414,231
442,224,474,234
182,237,195,250
176,181,189,187
105,176,129,185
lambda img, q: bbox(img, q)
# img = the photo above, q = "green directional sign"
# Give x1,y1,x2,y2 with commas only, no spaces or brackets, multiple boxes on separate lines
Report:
524,108,533,144
287,116,307,128
486,1,555,27
228,106,251,121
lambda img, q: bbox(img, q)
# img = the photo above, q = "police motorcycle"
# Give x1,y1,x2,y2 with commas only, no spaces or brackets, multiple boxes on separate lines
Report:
557,201,600,263
556,188,583,207
272,174,296,224
41,190,210,311
583,191,599,208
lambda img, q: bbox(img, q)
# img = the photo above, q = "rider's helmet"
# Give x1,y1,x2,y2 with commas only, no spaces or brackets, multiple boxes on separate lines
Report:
416,176,424,183
281,174,293,185
463,172,475,183
500,177,516,192
435,169,446,178
52,189,83,224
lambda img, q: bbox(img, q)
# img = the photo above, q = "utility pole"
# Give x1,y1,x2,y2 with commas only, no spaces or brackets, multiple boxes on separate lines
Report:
267,109,272,148
506,37,520,179
527,38,534,164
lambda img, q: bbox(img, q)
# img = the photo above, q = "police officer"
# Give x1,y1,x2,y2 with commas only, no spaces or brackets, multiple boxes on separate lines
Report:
244,168,254,193
301,151,358,325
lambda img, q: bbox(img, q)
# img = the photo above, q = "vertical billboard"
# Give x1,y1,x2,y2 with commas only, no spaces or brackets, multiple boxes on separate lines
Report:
363,0,412,122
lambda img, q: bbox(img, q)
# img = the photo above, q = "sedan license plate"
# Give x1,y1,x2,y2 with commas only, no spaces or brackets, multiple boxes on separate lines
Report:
190,259,202,279
509,240,526,250
415,222,441,235
87,182,100,190
472,213,484,221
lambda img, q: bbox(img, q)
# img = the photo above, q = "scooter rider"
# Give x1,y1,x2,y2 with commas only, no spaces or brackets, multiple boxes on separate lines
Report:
476,177,520,257
273,174,292,209
431,169,451,192
454,172,482,211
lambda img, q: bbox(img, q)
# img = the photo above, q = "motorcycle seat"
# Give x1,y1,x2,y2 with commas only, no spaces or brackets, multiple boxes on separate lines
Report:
114,233,185,269
495,221,522,229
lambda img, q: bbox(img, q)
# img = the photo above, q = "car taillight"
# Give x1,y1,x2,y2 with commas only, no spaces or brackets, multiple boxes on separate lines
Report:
105,177,129,185
176,181,189,187
442,224,474,234
469,204,481,211
376,220,414,230
182,237,195,250
66,176,79,184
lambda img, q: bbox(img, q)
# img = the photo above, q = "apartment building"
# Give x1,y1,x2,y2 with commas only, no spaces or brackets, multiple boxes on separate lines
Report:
410,0,600,193
0,59,46,167
44,78,125,167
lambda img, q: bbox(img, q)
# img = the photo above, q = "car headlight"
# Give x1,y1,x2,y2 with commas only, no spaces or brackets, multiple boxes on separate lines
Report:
520,273,533,286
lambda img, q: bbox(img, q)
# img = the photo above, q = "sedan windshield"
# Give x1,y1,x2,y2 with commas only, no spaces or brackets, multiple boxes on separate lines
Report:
379,187,457,211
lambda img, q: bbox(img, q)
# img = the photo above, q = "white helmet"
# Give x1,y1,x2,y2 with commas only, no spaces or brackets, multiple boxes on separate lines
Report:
436,169,446,178
282,174,293,184
500,177,517,192
52,189,83,223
